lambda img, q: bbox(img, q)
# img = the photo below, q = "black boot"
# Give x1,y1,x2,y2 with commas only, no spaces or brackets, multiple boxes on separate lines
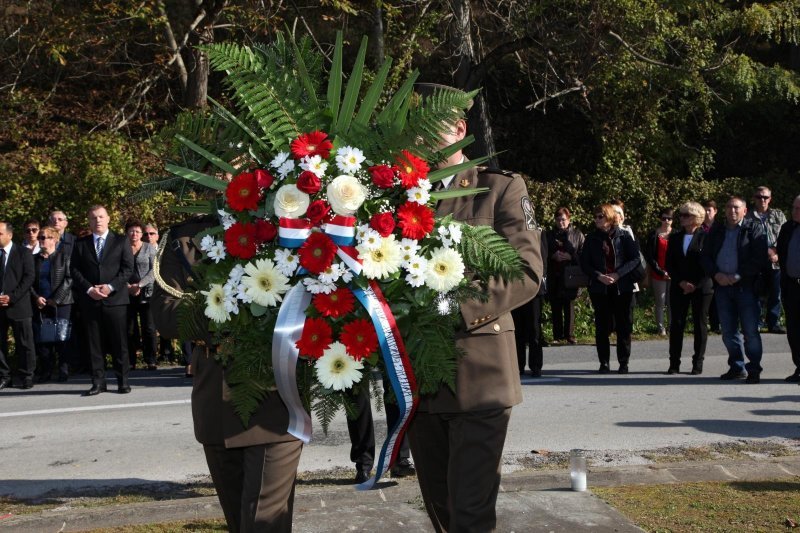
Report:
691,358,703,375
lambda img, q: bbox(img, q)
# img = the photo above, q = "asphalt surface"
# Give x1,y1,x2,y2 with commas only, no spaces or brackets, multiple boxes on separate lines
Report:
1,333,799,531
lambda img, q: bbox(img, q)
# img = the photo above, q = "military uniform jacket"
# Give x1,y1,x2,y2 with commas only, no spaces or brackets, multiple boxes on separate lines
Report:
419,165,543,413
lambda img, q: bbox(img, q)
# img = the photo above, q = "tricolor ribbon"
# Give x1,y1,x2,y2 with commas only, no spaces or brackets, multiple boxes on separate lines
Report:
351,280,418,490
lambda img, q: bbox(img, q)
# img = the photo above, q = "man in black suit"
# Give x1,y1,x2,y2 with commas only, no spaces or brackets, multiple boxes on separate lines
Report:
0,221,36,390
70,205,134,395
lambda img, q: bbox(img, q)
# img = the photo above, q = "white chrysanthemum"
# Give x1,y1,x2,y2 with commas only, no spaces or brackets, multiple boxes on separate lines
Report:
217,209,236,230
207,241,227,263
417,178,432,191
202,284,231,323
404,255,428,287
406,186,431,205
436,294,454,315
273,184,310,219
241,258,290,307
228,264,245,285
335,146,366,174
200,234,215,252
274,248,299,277
302,277,336,294
405,272,426,287
235,283,253,304
425,247,465,292
355,223,371,242
357,227,382,251
339,265,354,284
299,155,328,177
327,175,366,215
277,159,296,180
270,151,290,169
357,235,403,279
315,341,364,391
399,238,420,265
222,283,240,315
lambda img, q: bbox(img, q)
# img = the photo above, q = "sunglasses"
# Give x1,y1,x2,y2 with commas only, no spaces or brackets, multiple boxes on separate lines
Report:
145,231,158,235
37,236,53,241
660,216,672,221
25,228,39,233
594,214,605,219
754,195,771,200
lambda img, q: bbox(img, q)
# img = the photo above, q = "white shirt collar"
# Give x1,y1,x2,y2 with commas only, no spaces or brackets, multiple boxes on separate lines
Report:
439,156,466,190
93,230,110,242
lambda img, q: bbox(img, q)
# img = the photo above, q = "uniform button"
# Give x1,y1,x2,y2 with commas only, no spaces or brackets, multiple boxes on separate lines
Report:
493,323,501,332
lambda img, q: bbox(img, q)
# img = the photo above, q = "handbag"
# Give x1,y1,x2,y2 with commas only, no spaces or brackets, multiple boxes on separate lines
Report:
563,265,589,289
34,316,72,343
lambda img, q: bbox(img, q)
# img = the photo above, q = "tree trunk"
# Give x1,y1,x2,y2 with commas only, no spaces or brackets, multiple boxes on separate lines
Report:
184,22,212,109
369,3,385,69
451,0,497,165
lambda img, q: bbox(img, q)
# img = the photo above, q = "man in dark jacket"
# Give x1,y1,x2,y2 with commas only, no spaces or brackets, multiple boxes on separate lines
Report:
0,222,36,390
776,195,800,382
702,196,769,383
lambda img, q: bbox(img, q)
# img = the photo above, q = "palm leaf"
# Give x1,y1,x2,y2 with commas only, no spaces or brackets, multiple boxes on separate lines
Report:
327,31,344,129
335,35,368,135
165,164,228,191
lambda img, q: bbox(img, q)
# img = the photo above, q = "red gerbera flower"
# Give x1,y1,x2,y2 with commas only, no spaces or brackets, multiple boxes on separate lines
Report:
224,222,259,259
298,232,337,274
226,172,261,212
295,317,333,359
396,202,435,239
291,131,334,160
393,150,430,189
340,319,378,360
313,287,356,318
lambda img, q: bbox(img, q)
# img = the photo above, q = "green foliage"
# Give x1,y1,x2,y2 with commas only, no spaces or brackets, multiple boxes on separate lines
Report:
458,224,525,284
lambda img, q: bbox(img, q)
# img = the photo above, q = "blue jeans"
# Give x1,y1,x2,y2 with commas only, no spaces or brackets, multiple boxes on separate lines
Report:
715,284,763,374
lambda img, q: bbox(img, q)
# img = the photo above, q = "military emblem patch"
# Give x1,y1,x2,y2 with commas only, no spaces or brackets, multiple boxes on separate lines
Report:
521,196,536,230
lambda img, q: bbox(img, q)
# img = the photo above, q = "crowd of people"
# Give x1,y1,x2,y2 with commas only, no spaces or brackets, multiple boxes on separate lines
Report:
513,187,800,386
0,208,188,393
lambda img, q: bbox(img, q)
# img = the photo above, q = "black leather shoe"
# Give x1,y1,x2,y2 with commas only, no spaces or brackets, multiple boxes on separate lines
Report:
146,364,158,371
720,369,747,380
769,326,787,334
745,373,760,384
0,377,11,390
354,470,370,484
21,379,33,390
118,385,131,394
785,372,800,383
667,365,679,375
598,364,610,374
530,369,542,377
391,459,416,478
57,372,69,383
618,365,629,374
690,363,703,375
86,384,107,396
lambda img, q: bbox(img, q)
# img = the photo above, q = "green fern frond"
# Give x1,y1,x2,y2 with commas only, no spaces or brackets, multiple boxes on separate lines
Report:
399,309,461,394
312,387,345,435
458,224,526,283
177,293,211,344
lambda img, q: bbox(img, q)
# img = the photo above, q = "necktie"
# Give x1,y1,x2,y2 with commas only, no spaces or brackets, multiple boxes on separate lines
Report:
95,237,104,260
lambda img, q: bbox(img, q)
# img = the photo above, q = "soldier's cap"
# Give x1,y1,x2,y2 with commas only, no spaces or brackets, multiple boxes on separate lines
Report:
414,83,474,112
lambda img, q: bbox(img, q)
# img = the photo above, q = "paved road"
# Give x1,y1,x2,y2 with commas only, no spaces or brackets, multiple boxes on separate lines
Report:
1,333,797,498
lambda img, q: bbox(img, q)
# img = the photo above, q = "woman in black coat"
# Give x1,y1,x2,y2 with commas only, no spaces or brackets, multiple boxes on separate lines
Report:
580,203,642,374
545,207,585,344
664,201,713,375
31,226,74,382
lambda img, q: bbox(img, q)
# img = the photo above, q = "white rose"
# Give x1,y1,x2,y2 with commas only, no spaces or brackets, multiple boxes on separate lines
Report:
327,175,367,216
273,184,310,218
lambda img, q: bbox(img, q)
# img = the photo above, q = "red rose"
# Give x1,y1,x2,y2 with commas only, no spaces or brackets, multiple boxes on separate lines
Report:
369,212,396,237
296,171,322,195
255,219,277,242
307,200,331,226
254,169,274,189
369,165,395,188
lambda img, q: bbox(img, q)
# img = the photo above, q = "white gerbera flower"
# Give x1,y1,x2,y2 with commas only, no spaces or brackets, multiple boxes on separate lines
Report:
217,209,236,230
273,184,310,218
335,146,366,174
315,342,364,391
302,277,336,294
277,159,296,180
357,235,403,279
406,186,431,205
200,234,215,252
327,174,366,216
299,155,329,177
241,258,290,307
425,247,465,292
270,151,290,169
202,284,231,323
274,248,299,277
207,241,227,263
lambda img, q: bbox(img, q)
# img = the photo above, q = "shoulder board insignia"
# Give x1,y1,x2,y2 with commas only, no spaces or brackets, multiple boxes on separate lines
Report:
477,166,521,179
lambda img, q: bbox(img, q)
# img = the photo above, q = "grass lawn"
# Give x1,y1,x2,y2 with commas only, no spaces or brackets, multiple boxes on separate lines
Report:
84,519,227,532
595,478,800,532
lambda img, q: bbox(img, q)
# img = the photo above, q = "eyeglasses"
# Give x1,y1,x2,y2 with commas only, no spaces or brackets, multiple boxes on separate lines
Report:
37,236,53,241
594,214,605,219
660,217,672,221
25,228,39,233
754,195,771,200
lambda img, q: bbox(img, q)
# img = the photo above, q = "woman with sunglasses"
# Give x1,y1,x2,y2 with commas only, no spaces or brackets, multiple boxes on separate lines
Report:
664,202,712,375
31,226,73,382
580,203,642,373
22,219,41,255
644,207,674,336
126,220,158,371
